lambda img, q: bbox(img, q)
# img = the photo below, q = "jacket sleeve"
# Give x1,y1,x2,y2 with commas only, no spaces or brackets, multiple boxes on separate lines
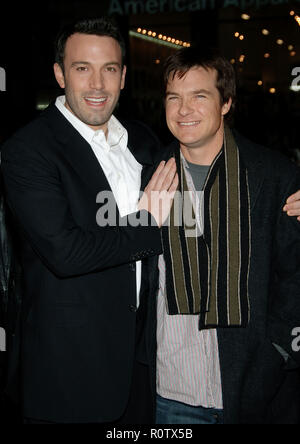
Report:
1,138,162,278
268,169,300,366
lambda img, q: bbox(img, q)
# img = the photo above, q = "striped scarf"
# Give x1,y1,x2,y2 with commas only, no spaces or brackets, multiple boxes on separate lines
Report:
161,126,251,329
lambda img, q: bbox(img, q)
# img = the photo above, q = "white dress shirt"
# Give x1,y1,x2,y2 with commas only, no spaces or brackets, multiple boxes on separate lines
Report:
55,96,143,305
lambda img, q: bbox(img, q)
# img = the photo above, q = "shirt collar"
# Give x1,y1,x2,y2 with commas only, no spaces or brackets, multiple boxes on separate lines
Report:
106,115,128,152
55,95,128,152
180,151,190,169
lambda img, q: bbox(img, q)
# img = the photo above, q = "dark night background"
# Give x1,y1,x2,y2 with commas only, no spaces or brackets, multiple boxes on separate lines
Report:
1,0,300,156
0,0,300,424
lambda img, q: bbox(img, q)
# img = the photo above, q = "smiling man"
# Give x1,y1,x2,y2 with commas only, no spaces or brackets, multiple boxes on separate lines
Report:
165,66,233,165
0,18,178,424
144,46,300,424
53,32,127,134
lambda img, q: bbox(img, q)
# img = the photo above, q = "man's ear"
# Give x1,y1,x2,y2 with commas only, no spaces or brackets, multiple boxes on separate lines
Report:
53,63,65,89
221,97,233,116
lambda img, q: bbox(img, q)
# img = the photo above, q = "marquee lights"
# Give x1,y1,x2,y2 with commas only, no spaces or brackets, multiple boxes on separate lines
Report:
134,28,191,48
233,24,296,66
241,14,250,20
234,32,245,40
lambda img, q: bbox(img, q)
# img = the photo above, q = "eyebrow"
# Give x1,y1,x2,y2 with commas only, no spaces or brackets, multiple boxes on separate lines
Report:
71,61,122,68
166,89,212,96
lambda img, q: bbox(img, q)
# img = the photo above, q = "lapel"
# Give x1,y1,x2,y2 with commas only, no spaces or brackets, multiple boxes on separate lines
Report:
123,119,163,192
42,104,113,199
42,104,164,204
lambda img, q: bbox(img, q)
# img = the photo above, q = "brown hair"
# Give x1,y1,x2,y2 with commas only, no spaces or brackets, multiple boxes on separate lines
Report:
54,17,126,71
163,46,236,119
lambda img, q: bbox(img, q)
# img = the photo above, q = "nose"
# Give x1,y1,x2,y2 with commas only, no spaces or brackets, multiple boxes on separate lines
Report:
178,98,193,117
89,70,104,91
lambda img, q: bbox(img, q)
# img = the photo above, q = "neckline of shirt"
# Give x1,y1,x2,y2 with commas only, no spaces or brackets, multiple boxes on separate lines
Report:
55,95,128,153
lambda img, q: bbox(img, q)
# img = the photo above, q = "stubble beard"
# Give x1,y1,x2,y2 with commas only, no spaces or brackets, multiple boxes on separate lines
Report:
64,88,119,130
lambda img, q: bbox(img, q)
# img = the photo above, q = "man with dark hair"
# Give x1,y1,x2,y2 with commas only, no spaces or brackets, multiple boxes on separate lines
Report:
54,17,127,70
0,17,178,424
144,46,300,424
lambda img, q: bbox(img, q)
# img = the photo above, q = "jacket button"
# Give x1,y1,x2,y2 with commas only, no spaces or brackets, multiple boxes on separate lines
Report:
129,305,137,312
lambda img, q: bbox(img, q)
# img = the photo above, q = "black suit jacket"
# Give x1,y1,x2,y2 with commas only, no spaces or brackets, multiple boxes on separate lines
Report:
0,104,163,423
144,132,300,424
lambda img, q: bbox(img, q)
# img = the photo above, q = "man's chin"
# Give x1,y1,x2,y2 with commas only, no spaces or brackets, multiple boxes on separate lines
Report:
81,113,111,130
179,138,205,149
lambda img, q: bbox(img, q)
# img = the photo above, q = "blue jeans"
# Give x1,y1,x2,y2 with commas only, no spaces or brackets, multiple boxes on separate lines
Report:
156,395,224,424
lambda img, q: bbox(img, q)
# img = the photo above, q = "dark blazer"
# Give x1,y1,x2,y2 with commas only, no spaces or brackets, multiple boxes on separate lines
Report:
0,104,163,423
144,131,300,424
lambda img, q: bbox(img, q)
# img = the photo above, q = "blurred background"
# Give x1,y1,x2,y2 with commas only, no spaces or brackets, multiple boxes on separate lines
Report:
0,0,300,423
0,0,299,160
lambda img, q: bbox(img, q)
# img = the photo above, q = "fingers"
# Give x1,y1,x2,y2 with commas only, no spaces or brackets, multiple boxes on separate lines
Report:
283,201,300,215
286,190,300,205
147,158,176,192
139,159,178,227
283,190,300,217
145,161,166,192
284,208,300,217
158,158,176,192
168,173,179,196
147,160,166,189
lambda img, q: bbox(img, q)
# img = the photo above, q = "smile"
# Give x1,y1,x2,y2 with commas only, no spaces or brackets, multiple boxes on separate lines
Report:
178,121,200,127
84,97,108,106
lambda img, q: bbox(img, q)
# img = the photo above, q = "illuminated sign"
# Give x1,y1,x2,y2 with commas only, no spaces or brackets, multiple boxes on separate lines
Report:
108,0,300,15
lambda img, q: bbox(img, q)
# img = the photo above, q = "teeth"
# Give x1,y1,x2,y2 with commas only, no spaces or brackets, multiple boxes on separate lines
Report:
85,98,107,103
179,121,199,126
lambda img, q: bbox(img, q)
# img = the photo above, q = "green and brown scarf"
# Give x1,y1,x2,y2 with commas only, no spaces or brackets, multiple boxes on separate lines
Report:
161,126,251,329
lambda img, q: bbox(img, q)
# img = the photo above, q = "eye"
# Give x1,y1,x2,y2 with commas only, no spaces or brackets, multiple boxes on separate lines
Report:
167,96,179,101
196,94,206,99
76,66,88,72
106,66,118,73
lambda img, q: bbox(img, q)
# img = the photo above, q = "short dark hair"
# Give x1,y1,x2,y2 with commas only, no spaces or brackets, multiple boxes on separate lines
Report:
163,46,236,119
54,17,126,70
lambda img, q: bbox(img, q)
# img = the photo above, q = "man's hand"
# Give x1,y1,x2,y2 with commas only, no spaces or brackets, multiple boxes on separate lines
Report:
283,190,300,221
138,158,179,227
